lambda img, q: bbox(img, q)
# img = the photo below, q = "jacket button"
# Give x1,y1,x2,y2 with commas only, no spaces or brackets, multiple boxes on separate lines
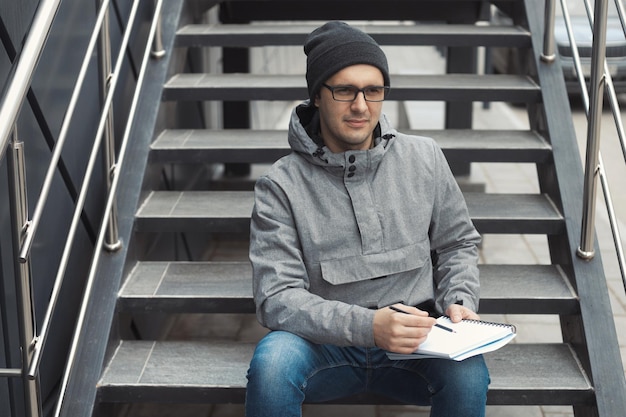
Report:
347,172,355,178
348,155,356,163
349,165,356,172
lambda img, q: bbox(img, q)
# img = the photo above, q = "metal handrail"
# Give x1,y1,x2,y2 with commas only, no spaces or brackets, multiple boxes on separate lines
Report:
25,0,117,379
569,0,626,293
618,0,626,30
0,0,164,415
0,0,61,165
577,0,626,160
53,0,164,413
18,1,111,263
581,0,626,293
7,0,113,384
578,0,609,258
0,2,64,415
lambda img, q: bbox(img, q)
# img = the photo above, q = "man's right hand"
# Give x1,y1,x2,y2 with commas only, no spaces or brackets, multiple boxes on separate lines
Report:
373,304,436,354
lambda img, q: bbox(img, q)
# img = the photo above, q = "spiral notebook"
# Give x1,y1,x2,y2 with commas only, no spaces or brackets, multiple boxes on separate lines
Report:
386,317,516,361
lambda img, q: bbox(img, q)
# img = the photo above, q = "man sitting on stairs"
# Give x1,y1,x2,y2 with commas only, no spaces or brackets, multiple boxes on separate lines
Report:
246,21,489,417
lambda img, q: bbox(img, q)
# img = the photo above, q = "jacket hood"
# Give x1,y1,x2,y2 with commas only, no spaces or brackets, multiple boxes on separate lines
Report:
287,100,396,170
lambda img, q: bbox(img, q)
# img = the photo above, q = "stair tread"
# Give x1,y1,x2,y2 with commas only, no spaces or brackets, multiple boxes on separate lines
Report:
118,262,578,315
98,340,593,405
162,73,541,102
176,23,531,47
134,191,563,234
119,261,254,313
150,129,552,163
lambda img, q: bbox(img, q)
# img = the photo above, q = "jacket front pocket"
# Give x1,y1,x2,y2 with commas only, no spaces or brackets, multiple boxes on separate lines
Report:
320,239,429,286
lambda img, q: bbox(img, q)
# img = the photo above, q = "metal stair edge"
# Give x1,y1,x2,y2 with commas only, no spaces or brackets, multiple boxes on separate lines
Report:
162,73,541,103
97,340,594,406
149,129,552,164
175,22,531,48
117,261,578,315
133,190,564,235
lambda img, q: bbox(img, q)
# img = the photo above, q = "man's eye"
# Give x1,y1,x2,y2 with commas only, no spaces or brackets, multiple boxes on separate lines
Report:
366,87,384,95
334,87,355,96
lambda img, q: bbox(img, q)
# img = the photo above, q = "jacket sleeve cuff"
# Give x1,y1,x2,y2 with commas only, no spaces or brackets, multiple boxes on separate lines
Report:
353,307,377,347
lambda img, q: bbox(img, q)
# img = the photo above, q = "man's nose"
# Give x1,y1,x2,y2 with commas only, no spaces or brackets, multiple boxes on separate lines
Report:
351,91,368,110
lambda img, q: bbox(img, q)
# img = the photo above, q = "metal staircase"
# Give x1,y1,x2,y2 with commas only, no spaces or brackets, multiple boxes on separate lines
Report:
62,0,625,416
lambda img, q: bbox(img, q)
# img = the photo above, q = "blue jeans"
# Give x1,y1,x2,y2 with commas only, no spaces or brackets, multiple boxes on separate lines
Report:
246,331,490,417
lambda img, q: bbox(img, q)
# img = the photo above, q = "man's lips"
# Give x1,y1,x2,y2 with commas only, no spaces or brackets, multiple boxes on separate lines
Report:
346,119,369,128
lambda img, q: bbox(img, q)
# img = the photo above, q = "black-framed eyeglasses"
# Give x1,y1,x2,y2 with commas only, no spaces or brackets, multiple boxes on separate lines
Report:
322,83,390,102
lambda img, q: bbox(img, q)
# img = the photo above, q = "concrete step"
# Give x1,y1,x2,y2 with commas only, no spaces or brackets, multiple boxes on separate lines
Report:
98,340,594,406
149,129,552,164
176,23,531,48
134,190,564,235
118,262,578,315
162,73,541,103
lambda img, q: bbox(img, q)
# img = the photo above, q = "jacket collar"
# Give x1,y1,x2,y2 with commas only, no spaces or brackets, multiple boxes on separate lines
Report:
288,101,396,177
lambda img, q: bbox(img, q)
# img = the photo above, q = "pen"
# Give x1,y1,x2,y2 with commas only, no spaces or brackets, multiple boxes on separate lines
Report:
388,305,457,333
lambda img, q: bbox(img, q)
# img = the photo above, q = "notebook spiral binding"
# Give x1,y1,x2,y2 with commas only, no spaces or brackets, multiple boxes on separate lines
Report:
444,317,517,333
463,319,517,333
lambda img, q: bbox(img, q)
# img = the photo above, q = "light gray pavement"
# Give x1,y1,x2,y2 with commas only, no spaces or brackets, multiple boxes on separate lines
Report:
128,45,625,417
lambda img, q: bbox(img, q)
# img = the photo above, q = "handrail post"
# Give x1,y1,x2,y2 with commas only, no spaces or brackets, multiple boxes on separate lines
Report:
578,0,609,260
97,1,122,252
7,130,42,417
541,0,556,62
151,0,165,59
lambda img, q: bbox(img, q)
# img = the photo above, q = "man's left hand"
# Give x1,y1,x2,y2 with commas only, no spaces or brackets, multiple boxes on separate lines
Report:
445,304,480,323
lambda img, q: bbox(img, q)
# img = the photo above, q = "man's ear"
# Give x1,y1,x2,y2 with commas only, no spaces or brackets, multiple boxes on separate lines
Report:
314,93,320,108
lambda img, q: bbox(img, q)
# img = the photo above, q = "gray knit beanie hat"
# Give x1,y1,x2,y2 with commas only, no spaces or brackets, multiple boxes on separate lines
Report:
304,21,390,101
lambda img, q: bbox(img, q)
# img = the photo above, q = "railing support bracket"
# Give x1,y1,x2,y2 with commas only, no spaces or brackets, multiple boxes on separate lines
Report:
576,247,596,260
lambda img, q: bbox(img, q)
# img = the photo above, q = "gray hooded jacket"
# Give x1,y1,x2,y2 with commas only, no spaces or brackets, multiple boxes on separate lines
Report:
249,102,481,348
